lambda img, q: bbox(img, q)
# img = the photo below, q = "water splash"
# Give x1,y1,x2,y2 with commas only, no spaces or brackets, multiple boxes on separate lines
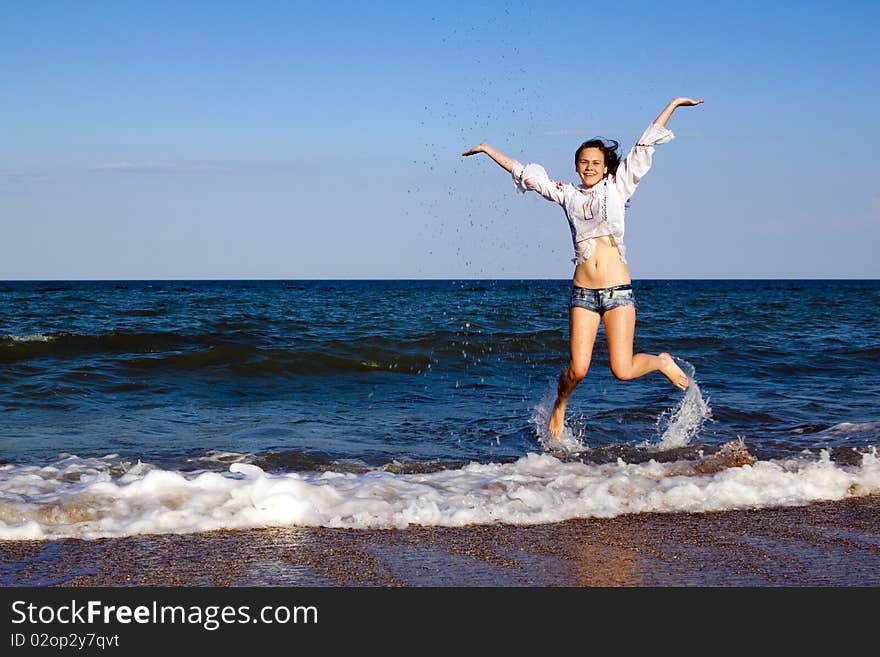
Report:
530,379,587,455
648,358,712,451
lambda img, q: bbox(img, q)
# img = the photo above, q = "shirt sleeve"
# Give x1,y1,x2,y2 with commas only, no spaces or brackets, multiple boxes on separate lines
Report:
612,123,675,200
510,160,565,205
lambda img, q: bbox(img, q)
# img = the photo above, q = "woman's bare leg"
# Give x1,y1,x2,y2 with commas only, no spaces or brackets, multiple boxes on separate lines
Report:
603,306,688,390
549,307,601,439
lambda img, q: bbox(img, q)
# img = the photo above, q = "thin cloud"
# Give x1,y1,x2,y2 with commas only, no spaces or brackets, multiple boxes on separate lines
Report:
0,171,55,182
89,162,228,174
2,160,302,183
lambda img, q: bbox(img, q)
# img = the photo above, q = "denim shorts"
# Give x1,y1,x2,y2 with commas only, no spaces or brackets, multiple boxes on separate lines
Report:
569,284,636,315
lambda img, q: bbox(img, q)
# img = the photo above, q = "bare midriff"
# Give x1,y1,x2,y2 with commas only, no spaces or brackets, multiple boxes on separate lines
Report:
572,235,631,289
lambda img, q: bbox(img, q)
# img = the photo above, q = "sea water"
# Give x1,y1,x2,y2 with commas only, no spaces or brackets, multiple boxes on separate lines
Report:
1,279,878,539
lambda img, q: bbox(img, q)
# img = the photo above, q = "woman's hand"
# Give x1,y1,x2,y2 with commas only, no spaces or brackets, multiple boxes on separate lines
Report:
462,143,488,157
654,97,704,126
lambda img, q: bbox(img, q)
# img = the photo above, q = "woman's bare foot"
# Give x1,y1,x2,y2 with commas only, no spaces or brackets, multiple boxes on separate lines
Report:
548,398,567,439
658,353,689,390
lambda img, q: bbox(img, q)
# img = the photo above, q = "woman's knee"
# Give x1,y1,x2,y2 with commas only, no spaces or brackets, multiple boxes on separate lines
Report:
610,363,634,381
569,362,590,382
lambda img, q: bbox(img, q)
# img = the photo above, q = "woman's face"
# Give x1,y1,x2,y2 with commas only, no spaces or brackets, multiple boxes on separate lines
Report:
576,147,607,189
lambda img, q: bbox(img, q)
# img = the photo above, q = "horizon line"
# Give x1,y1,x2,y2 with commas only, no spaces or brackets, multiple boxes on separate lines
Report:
2,276,878,283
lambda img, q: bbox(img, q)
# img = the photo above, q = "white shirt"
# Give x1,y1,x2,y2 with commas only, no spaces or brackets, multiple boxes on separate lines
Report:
510,122,674,265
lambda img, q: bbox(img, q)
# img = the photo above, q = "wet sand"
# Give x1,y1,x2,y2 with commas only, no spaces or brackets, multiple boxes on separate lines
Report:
2,495,879,587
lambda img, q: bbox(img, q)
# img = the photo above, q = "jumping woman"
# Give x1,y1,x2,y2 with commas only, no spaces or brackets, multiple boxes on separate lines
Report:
462,97,704,439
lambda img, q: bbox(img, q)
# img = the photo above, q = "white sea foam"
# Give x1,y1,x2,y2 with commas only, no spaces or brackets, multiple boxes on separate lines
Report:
2,334,54,343
818,422,880,440
189,450,256,465
1,447,878,541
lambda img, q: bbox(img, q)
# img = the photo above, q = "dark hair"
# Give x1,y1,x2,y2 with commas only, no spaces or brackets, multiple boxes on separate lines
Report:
575,138,621,177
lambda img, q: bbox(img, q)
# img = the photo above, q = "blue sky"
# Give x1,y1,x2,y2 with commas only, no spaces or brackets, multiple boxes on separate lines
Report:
2,0,878,279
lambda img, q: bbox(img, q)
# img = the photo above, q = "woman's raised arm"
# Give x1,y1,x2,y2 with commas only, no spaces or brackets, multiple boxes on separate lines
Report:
462,142,515,173
653,97,704,127
463,142,565,205
612,97,703,200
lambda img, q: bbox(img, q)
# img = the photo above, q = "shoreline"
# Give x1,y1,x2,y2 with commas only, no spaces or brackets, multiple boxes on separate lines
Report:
3,495,879,587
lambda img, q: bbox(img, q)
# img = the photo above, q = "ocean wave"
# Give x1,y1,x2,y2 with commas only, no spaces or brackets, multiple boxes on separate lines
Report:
189,449,470,475
835,346,880,359
0,328,569,356
0,331,198,361
0,326,571,374
1,445,877,540
125,348,434,375
817,422,880,441
1,334,56,343
0,331,435,374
